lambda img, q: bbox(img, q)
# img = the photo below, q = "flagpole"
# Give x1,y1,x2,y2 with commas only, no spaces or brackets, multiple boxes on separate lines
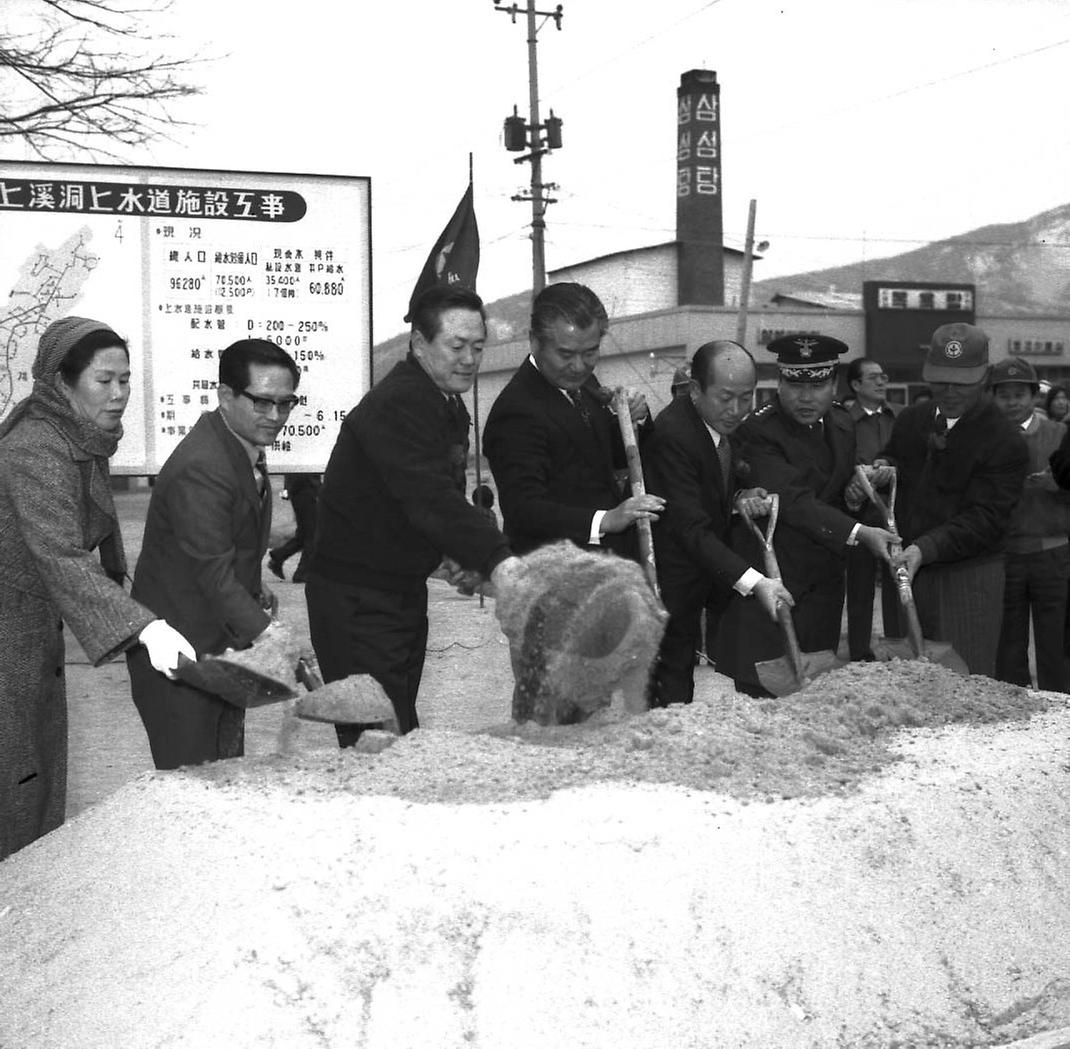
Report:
466,152,489,609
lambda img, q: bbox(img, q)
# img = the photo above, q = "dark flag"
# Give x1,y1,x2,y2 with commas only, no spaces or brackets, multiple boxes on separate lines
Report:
403,181,480,322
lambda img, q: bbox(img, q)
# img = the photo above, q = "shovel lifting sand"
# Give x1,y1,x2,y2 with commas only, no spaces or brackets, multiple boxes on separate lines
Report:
740,494,845,697
175,650,397,727
851,465,968,675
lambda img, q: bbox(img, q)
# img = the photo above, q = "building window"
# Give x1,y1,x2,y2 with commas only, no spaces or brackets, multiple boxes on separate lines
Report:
890,290,907,308
918,292,934,309
946,292,963,311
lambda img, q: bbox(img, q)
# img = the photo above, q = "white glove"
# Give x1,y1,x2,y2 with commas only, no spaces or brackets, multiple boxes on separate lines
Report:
139,619,196,680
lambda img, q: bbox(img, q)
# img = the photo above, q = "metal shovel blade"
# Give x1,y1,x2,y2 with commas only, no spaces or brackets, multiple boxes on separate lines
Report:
871,636,969,675
292,659,398,729
175,653,298,708
755,648,846,698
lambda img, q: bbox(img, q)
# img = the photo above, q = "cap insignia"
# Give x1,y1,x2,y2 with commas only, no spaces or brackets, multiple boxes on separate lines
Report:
795,337,818,358
944,339,963,359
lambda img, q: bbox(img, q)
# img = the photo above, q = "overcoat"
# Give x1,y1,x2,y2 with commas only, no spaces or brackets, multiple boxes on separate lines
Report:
484,358,644,558
715,399,859,690
0,404,153,859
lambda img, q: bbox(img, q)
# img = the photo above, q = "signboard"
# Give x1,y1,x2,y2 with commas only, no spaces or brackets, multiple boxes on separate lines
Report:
0,161,371,473
862,280,975,381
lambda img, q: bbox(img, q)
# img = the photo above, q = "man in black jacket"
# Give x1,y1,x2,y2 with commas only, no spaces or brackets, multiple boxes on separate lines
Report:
715,335,897,696
644,340,793,706
305,285,517,744
873,323,1027,676
844,357,903,660
483,282,664,560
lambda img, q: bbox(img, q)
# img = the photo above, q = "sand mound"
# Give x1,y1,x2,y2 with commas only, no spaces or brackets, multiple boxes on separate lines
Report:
2,663,1070,1048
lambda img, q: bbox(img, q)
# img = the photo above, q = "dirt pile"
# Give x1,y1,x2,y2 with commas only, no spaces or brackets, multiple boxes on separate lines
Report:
2,661,1070,1049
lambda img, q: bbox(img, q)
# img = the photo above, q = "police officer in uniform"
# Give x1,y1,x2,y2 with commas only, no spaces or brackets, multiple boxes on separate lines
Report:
715,334,897,696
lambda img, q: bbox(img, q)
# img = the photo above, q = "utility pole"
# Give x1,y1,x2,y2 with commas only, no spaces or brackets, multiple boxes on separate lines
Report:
495,0,564,294
735,199,757,346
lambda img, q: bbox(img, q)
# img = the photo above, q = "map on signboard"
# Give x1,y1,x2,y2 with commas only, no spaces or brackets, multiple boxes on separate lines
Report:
0,227,98,418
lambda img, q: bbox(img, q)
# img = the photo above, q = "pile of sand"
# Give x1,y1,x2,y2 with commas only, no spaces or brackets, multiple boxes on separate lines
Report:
2,662,1070,1048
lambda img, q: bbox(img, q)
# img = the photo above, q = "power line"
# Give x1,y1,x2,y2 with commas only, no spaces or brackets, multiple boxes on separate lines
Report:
545,0,725,95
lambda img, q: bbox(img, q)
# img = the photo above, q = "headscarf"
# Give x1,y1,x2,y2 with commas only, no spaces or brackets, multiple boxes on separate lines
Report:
0,316,125,458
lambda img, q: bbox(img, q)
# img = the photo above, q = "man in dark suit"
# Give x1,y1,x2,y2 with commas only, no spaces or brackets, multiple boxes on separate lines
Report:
715,335,897,696
873,323,1028,676
128,339,299,768
305,285,516,746
483,282,664,559
844,357,903,660
268,472,322,583
644,340,793,706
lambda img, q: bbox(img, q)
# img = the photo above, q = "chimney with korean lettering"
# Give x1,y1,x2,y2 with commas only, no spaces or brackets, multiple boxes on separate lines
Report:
676,69,724,306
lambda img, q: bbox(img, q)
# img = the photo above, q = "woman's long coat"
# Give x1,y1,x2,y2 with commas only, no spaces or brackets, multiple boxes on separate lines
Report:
0,414,153,860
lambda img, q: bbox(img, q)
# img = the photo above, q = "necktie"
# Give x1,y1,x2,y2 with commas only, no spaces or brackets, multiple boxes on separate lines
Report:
930,411,948,451
255,451,269,500
567,388,592,429
716,434,732,494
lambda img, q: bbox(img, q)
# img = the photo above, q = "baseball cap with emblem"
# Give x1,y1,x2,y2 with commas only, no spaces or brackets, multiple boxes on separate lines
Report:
923,323,989,385
768,333,848,383
988,357,1039,391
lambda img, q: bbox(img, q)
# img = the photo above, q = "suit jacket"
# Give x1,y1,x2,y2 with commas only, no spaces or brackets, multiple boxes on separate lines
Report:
881,399,1027,566
731,399,859,592
848,399,902,464
132,410,272,655
310,356,510,591
643,396,750,593
484,359,641,557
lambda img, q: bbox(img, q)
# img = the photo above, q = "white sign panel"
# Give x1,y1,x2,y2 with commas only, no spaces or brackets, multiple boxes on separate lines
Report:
0,161,371,473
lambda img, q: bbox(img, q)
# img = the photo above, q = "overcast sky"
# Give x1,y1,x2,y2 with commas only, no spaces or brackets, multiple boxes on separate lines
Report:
129,0,1070,339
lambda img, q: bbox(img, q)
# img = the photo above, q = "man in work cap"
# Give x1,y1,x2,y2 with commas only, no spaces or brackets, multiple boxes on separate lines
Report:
670,365,692,400
713,333,897,696
987,356,1070,692
870,323,1028,676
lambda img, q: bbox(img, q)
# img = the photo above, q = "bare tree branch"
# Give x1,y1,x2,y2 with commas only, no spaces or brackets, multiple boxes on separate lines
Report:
0,0,207,160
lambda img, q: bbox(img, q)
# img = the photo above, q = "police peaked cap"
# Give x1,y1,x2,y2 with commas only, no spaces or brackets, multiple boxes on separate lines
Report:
768,334,848,382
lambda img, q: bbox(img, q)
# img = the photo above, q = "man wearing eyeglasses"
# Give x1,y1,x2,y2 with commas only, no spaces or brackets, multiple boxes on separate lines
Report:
844,357,902,661
128,338,300,769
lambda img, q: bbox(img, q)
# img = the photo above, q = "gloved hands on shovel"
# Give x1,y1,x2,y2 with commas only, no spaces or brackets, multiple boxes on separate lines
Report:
138,619,196,680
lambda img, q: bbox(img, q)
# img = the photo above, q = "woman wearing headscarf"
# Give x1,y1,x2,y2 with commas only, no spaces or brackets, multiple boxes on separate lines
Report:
0,316,194,860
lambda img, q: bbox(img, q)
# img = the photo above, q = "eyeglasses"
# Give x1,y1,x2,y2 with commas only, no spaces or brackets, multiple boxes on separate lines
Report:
236,389,300,415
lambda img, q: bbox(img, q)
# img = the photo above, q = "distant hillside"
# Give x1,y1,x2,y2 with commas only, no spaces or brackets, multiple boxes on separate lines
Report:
374,204,1070,376
752,203,1070,316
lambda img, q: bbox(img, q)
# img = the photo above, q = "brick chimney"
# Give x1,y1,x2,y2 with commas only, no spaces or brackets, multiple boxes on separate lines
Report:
676,69,724,306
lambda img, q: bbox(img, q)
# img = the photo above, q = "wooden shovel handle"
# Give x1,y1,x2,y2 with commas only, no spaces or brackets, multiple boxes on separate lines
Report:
853,465,926,658
739,495,807,684
613,387,659,599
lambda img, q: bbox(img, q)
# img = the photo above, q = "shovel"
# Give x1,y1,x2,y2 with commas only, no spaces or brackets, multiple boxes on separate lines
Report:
175,652,298,708
175,649,398,728
741,494,845,696
612,386,660,598
851,465,968,674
